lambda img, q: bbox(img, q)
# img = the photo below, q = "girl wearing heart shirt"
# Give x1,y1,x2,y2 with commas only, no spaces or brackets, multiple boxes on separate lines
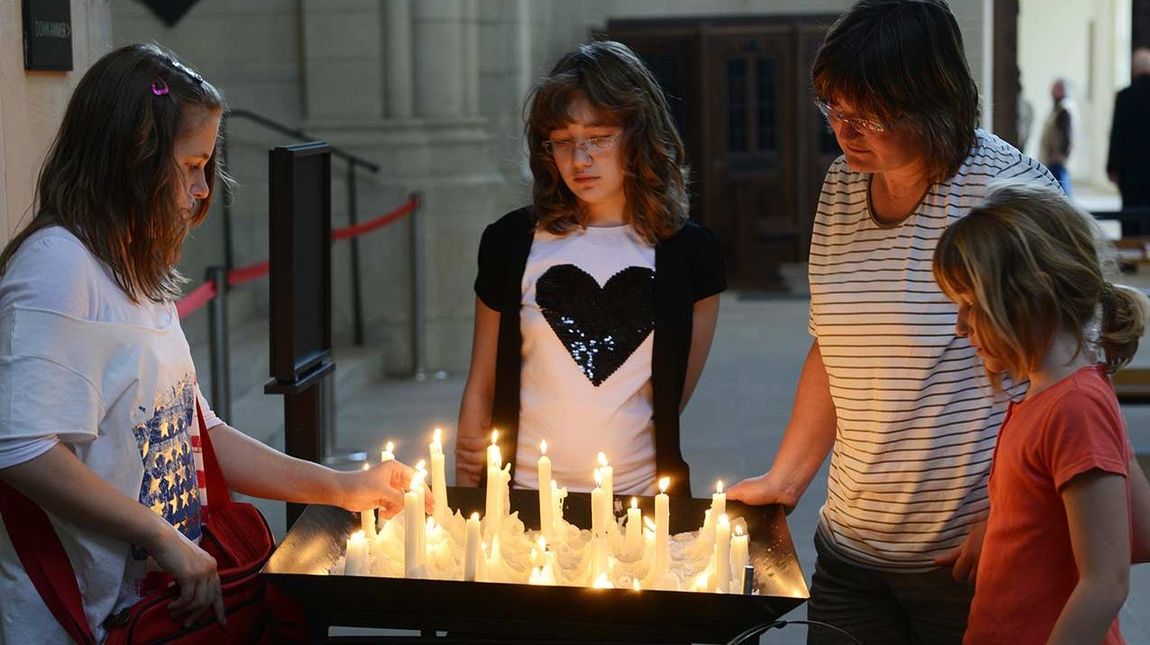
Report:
455,41,726,497
932,182,1150,644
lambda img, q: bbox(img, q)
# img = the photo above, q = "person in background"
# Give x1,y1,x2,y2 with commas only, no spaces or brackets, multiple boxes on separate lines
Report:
726,1,1059,642
932,181,1150,644
1108,48,1150,235
1039,78,1074,196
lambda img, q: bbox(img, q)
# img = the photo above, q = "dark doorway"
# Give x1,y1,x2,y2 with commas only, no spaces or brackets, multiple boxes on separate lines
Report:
608,16,840,291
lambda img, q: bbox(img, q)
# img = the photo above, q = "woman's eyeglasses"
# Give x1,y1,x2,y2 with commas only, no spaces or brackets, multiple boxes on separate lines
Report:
814,98,892,136
542,135,620,158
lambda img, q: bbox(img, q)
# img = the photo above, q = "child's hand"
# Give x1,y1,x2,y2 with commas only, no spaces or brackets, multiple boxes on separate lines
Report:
337,460,429,519
934,519,986,584
455,434,488,486
150,527,225,627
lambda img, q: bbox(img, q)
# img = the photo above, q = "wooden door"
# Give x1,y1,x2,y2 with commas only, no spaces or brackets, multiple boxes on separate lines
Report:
704,27,797,290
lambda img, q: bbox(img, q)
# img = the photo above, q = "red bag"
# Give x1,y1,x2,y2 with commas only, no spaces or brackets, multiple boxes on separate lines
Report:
0,404,283,644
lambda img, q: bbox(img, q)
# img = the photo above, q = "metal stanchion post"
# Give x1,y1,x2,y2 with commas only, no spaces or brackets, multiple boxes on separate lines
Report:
320,374,365,468
409,191,430,380
205,266,232,422
219,119,235,273
347,163,365,346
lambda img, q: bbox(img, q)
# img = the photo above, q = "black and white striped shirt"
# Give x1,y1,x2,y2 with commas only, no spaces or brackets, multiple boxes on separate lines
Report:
809,129,1059,571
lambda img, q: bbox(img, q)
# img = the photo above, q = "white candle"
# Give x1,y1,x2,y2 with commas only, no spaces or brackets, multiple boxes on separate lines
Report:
714,514,731,593
380,440,395,463
625,497,642,553
538,440,553,542
464,512,480,581
360,463,376,540
344,530,368,576
551,480,566,541
414,466,427,561
405,470,427,577
487,429,501,468
711,480,726,524
597,452,613,524
731,525,750,590
430,428,448,524
484,432,503,543
654,477,670,578
591,467,605,538
590,537,609,581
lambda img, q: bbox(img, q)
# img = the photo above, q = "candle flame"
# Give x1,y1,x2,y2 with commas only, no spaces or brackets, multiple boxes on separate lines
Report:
540,439,548,455
694,571,710,591
630,497,638,510
470,512,480,522
411,471,425,489
659,477,670,494
594,468,602,486
433,428,442,444
362,463,370,471
491,429,499,445
415,459,426,471
537,536,547,551
385,440,395,453
735,525,744,537
350,530,366,543
592,573,614,589
644,517,657,532
597,451,608,467
426,517,436,530
719,513,730,527
716,480,724,494
633,578,641,591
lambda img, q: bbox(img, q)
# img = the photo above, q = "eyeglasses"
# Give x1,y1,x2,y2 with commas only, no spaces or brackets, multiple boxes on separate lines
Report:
542,135,621,158
814,98,892,136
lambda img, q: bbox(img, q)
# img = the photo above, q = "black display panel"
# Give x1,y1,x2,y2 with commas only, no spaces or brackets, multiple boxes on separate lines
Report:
268,142,332,383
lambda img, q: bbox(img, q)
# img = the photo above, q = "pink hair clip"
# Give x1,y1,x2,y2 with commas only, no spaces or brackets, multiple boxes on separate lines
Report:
151,78,170,96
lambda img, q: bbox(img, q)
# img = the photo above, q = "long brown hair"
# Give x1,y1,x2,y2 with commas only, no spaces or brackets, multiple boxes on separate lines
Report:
524,40,688,245
933,182,1149,389
812,0,979,182
0,43,227,303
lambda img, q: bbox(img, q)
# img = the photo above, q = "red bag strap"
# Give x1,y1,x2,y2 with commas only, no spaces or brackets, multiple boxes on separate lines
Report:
196,402,232,513
0,476,98,645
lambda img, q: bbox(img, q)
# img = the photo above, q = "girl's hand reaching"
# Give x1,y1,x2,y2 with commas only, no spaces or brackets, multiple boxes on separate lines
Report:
336,460,430,519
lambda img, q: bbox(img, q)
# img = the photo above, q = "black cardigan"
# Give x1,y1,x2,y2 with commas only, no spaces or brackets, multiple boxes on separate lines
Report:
474,207,726,497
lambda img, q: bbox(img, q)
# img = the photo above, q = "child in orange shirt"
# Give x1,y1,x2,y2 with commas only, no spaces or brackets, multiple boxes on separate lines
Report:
932,182,1150,644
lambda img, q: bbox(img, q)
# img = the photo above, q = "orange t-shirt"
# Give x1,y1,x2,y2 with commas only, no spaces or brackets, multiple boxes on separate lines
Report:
965,365,1131,645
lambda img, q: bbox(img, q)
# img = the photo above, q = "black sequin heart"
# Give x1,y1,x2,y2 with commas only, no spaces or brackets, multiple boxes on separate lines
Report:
535,264,655,386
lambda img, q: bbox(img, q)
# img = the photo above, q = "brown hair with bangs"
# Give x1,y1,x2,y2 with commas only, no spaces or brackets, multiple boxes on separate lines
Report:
0,43,227,303
932,182,1149,390
524,40,689,244
812,0,980,182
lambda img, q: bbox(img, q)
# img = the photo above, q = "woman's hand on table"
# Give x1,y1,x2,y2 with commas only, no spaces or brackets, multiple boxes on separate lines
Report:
727,472,800,513
336,460,429,519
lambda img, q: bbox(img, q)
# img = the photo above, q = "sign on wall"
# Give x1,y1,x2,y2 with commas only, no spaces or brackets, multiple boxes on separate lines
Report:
22,0,72,71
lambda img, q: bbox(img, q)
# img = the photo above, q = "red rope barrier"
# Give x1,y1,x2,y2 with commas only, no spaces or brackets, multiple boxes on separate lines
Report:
175,280,218,318
175,197,417,319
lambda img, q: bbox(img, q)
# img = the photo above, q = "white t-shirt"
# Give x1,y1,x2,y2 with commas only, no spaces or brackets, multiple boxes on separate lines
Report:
0,227,222,643
808,130,1059,571
513,225,658,495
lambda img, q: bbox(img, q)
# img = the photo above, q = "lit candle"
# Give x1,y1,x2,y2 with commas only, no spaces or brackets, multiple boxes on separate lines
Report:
654,477,670,579
591,468,605,538
711,480,726,523
625,497,642,554
380,440,395,463
713,514,731,593
484,432,503,543
551,480,567,542
633,578,641,591
344,530,368,576
430,428,448,524
360,463,376,540
538,439,553,542
731,525,750,590
414,464,427,561
464,512,480,581
597,452,613,524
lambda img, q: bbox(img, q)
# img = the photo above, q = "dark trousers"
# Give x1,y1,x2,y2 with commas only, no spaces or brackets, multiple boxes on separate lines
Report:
806,531,974,645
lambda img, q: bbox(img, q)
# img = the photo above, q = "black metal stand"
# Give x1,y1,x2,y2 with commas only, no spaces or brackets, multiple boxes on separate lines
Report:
266,360,336,529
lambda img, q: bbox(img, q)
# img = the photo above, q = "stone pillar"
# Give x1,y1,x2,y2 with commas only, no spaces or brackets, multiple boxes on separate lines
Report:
384,0,413,119
301,0,384,121
412,0,466,118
